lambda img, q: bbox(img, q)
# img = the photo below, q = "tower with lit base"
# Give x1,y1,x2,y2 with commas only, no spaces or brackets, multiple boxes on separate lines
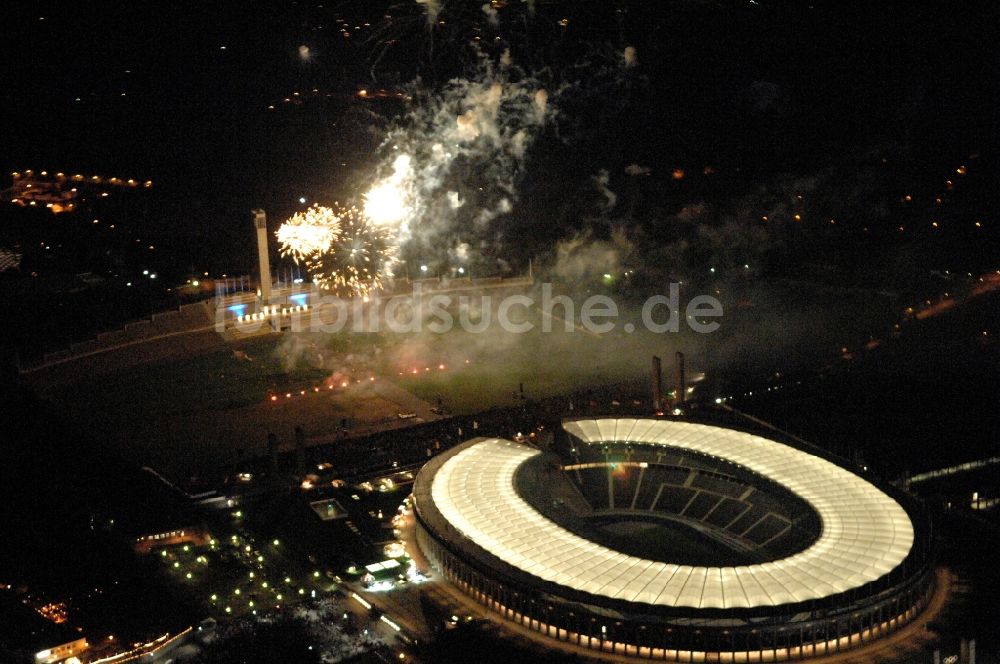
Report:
252,209,272,303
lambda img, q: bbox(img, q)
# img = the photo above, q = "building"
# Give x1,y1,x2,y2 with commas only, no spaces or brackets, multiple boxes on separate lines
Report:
0,594,88,664
412,417,935,661
133,523,212,555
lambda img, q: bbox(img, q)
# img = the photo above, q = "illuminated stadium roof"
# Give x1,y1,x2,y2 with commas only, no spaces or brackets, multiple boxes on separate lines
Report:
429,419,914,610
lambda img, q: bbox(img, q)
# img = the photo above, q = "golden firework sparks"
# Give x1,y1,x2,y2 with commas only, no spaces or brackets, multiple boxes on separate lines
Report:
276,204,341,262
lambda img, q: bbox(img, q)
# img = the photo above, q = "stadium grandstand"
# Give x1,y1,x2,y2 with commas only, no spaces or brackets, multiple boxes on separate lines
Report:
413,417,935,661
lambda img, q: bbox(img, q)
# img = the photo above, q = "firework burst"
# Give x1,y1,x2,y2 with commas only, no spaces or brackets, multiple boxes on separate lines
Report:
305,205,398,297
276,204,341,262
363,154,413,226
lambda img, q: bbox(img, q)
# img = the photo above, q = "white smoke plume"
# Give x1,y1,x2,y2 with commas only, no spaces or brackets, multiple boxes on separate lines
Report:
415,0,441,26
551,231,631,283
362,49,559,267
592,169,617,211
481,3,499,26
623,46,638,68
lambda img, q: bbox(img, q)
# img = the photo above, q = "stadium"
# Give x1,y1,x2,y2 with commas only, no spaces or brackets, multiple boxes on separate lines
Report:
412,417,936,661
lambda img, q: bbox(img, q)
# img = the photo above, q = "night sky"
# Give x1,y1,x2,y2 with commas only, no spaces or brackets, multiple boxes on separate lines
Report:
3,1,998,276
3,3,1000,660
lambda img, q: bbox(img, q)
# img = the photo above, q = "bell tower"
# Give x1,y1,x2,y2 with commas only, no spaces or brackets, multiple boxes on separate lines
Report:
252,209,272,302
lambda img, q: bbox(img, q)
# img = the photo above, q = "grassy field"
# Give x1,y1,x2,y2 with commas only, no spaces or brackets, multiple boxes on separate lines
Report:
39,279,897,481
594,519,758,567
36,299,689,479
39,334,408,476
394,345,632,415
43,334,396,419
382,301,692,414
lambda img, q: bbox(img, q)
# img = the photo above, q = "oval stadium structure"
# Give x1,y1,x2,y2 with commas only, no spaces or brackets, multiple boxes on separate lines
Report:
412,417,935,661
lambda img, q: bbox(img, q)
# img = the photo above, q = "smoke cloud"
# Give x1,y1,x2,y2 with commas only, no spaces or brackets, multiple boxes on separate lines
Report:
362,49,559,272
